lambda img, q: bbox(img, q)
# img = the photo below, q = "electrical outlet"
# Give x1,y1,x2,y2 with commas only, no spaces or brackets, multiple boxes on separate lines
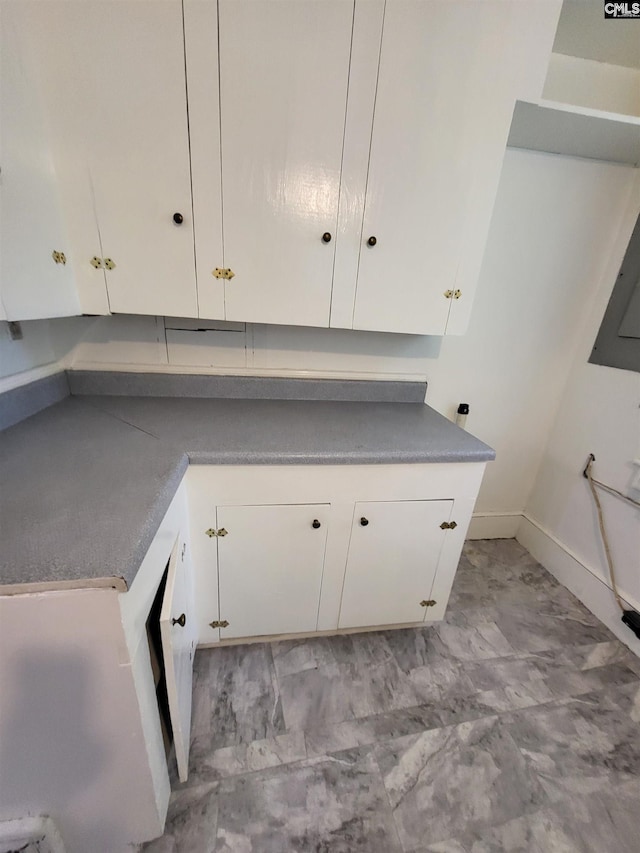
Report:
8,321,23,341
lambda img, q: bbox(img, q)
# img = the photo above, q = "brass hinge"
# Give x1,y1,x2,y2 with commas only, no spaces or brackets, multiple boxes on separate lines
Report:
205,527,228,538
212,267,235,280
444,289,461,300
209,619,229,628
90,256,116,269
52,250,67,265
420,599,437,608
440,521,458,530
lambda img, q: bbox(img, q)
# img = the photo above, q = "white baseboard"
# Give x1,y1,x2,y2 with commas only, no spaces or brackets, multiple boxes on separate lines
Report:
517,514,640,656
467,513,523,540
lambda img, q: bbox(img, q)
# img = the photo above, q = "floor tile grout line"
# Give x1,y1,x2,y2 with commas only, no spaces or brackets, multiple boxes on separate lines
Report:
181,672,640,794
370,749,407,853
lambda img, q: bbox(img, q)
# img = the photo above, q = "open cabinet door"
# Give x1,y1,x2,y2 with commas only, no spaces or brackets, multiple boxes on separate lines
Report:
160,533,197,782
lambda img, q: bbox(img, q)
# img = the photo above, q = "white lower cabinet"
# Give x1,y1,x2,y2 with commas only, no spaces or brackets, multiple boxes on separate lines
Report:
0,465,484,850
338,500,452,630
187,463,486,645
215,504,329,639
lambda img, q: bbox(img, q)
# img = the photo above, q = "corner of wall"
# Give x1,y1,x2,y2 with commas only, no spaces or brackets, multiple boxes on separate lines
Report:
518,514,640,656
519,173,640,653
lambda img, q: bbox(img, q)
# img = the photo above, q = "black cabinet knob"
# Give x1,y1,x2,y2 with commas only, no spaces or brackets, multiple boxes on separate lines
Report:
172,613,186,627
322,232,332,243
367,236,377,247
360,517,369,526
312,519,321,529
173,212,184,225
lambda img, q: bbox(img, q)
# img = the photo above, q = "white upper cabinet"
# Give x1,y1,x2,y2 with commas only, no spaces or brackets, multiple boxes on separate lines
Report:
0,3,81,321
183,0,225,320
354,1,510,335
189,0,559,335
4,0,560,330
19,0,197,319
337,0,562,336
86,2,197,318
188,0,353,327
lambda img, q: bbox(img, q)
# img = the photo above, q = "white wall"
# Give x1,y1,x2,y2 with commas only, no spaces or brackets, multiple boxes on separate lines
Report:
428,149,636,524
64,149,638,527
519,173,640,651
0,320,55,381
0,317,94,387
68,314,442,380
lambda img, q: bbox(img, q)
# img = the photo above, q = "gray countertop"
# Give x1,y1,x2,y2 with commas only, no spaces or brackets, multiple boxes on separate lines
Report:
0,392,494,591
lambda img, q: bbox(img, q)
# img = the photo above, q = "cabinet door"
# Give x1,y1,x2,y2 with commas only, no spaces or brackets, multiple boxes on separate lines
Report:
0,3,81,320
22,1,197,318
183,0,225,320
216,0,353,327
216,504,329,639
160,531,197,783
352,1,527,335
339,500,452,629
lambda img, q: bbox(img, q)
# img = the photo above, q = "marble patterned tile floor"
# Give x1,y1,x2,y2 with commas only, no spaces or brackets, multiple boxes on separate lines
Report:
143,539,640,852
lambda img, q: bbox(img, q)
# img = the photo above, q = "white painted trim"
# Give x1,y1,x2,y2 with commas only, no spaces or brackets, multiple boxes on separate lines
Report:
518,513,640,611
467,512,523,540
0,360,65,393
68,361,427,383
517,514,640,655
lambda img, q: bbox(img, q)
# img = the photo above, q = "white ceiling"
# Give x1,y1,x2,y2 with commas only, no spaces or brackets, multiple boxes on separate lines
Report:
553,0,640,69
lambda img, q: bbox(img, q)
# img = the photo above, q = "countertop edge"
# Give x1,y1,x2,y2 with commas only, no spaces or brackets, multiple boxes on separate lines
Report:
0,576,127,596
186,449,496,465
118,452,191,589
